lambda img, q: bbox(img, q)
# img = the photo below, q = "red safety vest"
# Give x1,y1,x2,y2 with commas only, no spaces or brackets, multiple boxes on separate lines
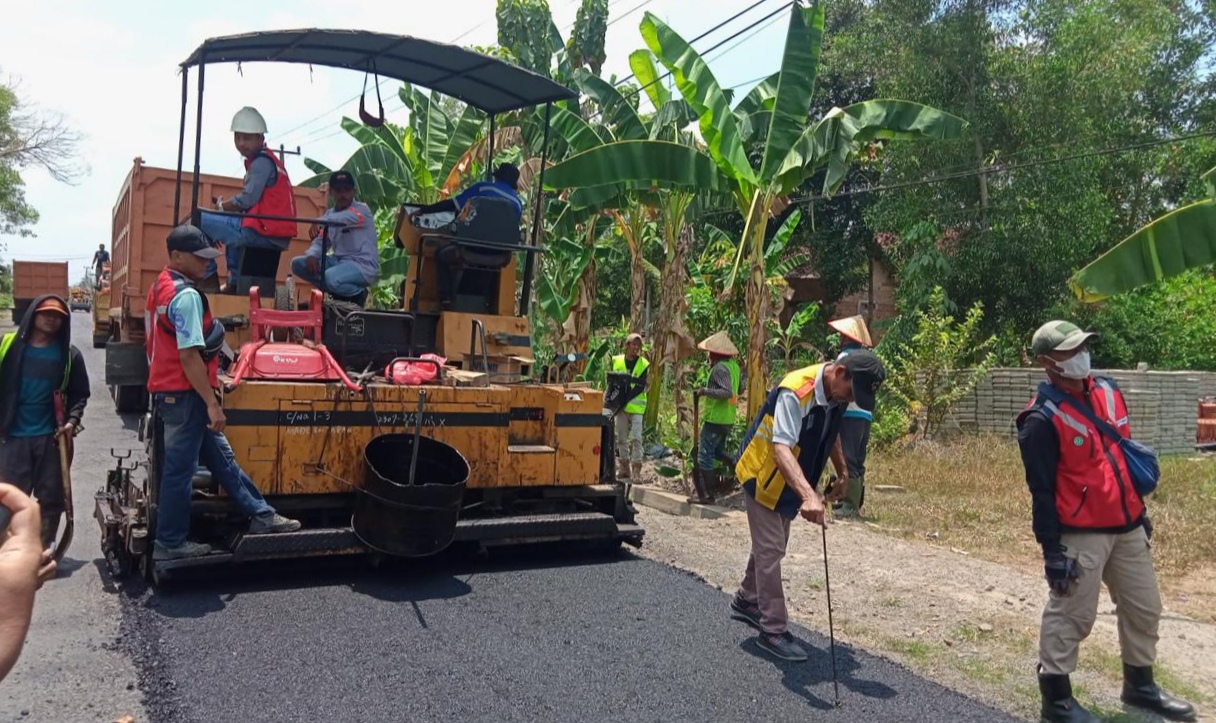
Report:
1019,377,1144,529
242,147,298,239
145,268,218,393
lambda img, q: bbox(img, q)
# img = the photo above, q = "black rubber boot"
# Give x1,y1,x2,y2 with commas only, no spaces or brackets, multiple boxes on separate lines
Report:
1121,664,1197,721
40,513,60,550
690,469,714,504
1038,671,1102,723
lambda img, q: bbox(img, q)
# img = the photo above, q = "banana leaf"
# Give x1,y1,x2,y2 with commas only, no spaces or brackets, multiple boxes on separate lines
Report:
545,140,732,197
1069,199,1216,302
575,69,647,141
758,1,824,181
628,50,670,111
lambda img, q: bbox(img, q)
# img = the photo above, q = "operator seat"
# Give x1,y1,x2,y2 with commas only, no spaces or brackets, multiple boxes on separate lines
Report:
438,197,520,313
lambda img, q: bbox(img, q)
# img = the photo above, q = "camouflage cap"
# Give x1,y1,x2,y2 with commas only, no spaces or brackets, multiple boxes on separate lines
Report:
1031,320,1098,356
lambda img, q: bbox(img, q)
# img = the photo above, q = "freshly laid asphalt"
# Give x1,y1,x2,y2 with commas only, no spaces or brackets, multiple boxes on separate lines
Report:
5,313,1022,722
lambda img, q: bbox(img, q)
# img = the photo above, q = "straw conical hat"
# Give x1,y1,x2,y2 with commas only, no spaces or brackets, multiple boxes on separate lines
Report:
697,331,739,356
828,315,873,348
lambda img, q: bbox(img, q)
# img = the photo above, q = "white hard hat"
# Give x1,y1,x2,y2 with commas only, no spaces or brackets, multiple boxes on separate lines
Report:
230,106,267,134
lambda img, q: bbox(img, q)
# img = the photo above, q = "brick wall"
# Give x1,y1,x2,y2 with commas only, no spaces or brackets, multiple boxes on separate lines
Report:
950,368,1205,455
831,261,898,342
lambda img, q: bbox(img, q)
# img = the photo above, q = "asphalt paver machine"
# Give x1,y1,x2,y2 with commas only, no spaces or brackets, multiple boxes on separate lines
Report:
95,29,643,583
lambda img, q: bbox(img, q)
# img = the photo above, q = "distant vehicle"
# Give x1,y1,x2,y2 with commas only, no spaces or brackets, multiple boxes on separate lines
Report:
69,286,91,312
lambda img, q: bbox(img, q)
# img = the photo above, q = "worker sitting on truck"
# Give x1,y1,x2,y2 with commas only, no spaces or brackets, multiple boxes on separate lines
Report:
198,106,299,293
91,244,110,285
290,171,378,302
0,295,90,550
409,163,523,309
146,225,301,560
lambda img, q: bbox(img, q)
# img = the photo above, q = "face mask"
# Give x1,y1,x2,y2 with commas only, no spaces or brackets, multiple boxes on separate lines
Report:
1055,350,1091,380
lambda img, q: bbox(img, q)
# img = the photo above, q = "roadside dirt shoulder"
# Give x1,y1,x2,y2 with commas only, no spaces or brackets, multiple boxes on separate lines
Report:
634,505,1216,721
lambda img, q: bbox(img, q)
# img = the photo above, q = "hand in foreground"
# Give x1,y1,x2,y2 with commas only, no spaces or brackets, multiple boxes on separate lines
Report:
0,484,48,594
799,495,826,527
56,421,76,439
1044,551,1078,596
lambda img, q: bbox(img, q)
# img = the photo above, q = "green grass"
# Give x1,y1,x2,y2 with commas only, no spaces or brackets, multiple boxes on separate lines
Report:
884,636,939,664
0,292,11,309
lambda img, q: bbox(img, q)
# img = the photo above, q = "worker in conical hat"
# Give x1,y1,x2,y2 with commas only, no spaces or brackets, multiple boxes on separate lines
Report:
693,331,742,504
827,315,874,518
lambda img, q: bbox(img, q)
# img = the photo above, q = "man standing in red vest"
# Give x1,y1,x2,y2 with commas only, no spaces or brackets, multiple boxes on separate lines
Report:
199,106,299,293
1017,321,1195,722
146,225,300,560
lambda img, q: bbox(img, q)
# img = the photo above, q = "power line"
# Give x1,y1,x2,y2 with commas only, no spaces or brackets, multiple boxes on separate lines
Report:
304,0,784,146
286,0,615,147
698,129,1216,217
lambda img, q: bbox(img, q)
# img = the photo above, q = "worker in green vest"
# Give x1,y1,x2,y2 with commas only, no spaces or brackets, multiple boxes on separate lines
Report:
610,333,649,482
694,331,741,503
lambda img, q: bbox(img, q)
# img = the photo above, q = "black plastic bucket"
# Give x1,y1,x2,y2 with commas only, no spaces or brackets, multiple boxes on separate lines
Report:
603,371,635,417
352,433,469,557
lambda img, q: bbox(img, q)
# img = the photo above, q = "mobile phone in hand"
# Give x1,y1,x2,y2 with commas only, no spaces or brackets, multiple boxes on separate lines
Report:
0,505,11,537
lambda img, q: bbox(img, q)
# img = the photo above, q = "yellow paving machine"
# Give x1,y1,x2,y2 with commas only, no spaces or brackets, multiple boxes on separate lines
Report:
95,30,642,583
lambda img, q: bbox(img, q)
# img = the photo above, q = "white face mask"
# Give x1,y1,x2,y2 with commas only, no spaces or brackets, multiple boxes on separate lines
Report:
1054,350,1091,379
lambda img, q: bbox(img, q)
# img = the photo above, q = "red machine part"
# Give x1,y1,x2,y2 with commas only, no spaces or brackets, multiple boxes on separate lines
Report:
228,287,361,392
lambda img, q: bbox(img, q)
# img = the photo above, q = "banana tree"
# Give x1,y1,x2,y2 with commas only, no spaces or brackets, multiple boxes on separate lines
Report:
1070,166,1216,302
546,1,967,419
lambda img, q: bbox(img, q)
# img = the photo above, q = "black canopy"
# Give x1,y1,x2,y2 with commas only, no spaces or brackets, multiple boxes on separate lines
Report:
181,29,576,114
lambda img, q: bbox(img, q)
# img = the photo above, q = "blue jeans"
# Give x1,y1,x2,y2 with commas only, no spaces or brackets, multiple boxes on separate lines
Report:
154,390,275,547
290,255,370,298
198,211,289,283
698,422,733,472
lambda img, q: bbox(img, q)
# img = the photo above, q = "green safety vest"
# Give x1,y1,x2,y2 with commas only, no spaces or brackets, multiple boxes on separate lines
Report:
611,354,650,414
703,357,741,426
0,332,71,393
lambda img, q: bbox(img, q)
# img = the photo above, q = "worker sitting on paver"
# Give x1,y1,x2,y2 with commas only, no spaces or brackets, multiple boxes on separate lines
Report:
198,106,299,293
290,170,379,302
729,350,885,662
409,163,523,309
146,225,302,560
0,294,90,550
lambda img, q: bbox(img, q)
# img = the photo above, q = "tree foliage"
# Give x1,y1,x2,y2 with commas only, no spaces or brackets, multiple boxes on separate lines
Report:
0,78,83,240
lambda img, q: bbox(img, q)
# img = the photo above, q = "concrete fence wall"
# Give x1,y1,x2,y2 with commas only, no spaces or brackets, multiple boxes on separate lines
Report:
948,368,1215,455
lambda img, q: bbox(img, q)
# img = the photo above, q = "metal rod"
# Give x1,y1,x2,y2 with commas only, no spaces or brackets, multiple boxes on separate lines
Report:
519,102,552,317
822,518,841,707
487,113,496,180
189,60,206,226
173,68,189,224
408,390,426,486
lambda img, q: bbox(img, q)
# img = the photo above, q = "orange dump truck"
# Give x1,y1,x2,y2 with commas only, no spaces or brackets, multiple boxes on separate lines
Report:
11,260,69,322
103,157,325,412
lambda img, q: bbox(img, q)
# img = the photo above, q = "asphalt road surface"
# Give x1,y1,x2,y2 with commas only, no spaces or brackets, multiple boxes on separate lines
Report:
3,313,1022,723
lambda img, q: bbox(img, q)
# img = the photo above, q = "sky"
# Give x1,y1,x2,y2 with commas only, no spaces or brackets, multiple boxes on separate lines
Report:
0,0,789,284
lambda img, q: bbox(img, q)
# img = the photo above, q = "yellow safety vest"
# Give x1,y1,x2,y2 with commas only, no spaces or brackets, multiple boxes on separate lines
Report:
735,364,839,515
611,354,649,414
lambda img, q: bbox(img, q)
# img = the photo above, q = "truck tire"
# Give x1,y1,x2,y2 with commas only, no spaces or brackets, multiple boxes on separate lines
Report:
92,332,108,349
114,385,147,414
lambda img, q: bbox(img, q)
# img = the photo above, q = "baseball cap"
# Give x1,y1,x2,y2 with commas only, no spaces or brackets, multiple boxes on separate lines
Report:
1031,320,1098,356
838,348,886,412
34,297,69,316
167,224,222,259
328,170,355,189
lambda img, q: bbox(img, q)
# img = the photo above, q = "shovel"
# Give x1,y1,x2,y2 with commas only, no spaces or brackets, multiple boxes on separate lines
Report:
52,426,75,562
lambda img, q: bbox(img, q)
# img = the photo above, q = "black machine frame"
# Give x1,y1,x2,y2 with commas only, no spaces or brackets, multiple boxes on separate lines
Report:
173,28,576,310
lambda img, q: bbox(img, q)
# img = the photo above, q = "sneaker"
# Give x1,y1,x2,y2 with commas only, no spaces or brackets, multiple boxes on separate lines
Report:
757,631,809,662
248,513,302,535
153,540,214,560
730,596,763,631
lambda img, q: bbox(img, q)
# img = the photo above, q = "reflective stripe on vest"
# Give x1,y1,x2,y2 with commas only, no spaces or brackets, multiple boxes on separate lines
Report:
735,364,825,513
243,147,298,238
1023,378,1143,529
146,268,218,393
611,354,650,414
703,358,740,426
